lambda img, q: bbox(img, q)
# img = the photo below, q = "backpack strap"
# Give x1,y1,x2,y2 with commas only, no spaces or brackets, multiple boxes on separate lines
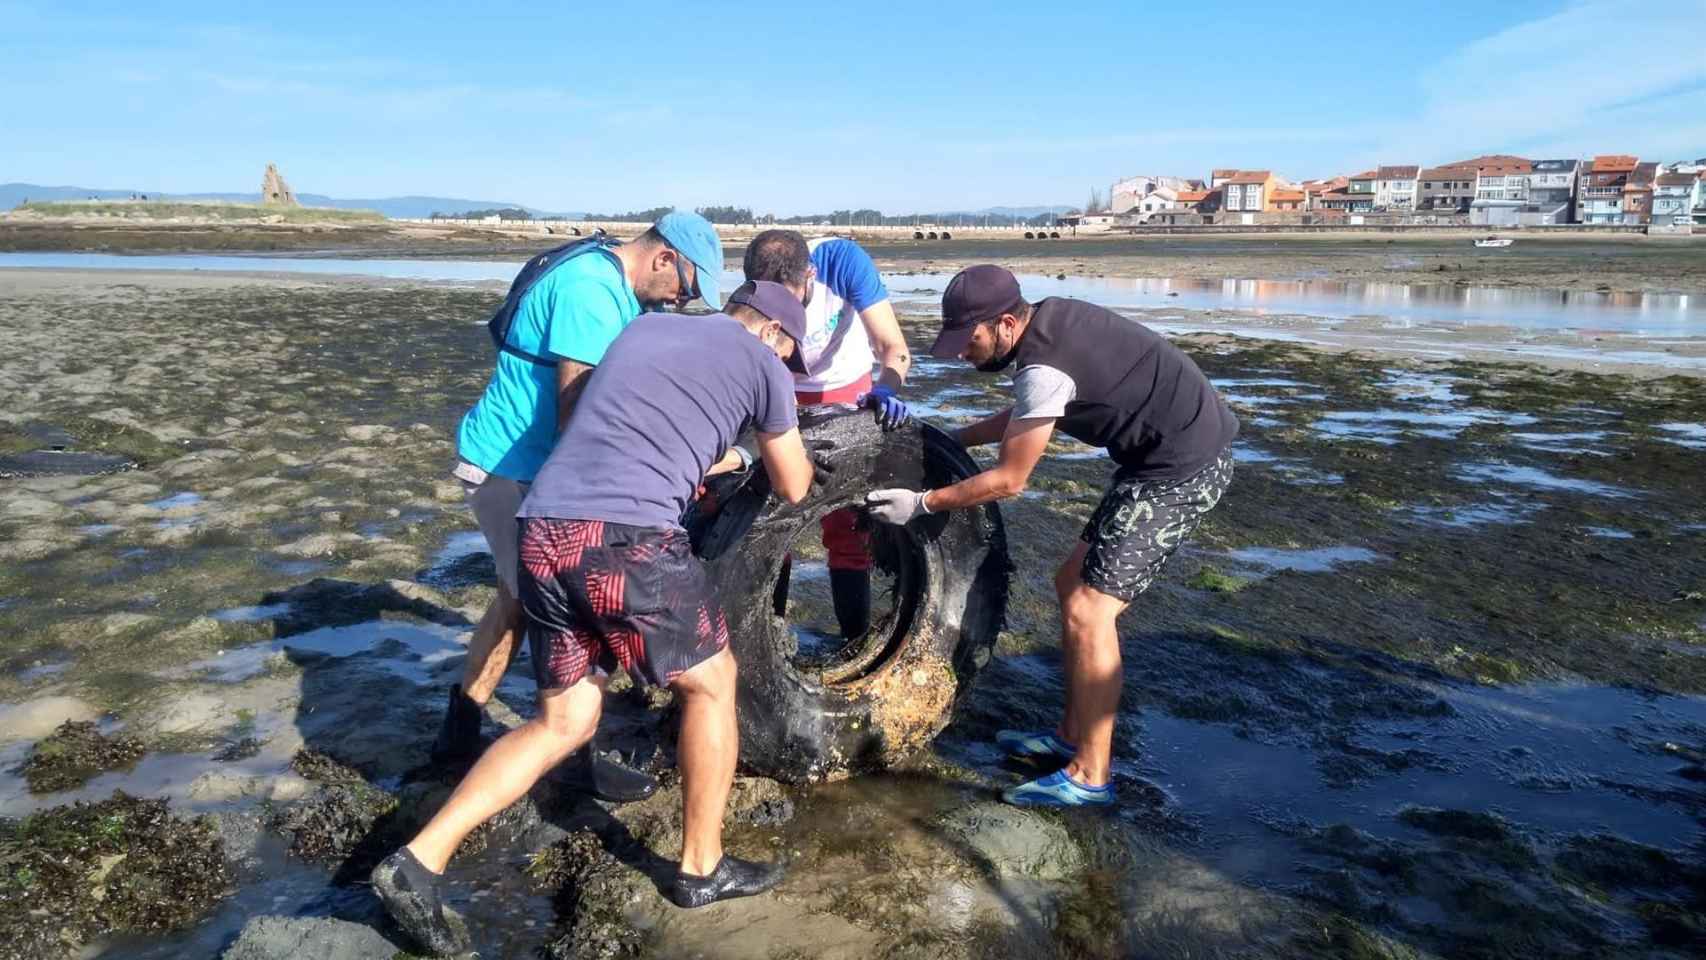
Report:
489,230,619,367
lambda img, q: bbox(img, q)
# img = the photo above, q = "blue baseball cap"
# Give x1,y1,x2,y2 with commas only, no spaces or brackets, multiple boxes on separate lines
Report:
654,211,724,309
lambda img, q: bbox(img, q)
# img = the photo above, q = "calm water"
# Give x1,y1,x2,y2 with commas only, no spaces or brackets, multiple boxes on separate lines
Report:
4,251,1705,336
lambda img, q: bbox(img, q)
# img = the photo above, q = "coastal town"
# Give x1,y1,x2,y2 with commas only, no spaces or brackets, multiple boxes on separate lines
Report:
1082,154,1706,233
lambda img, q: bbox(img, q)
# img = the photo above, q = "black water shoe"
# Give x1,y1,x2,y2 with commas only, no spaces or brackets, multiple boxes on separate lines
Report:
430,683,490,763
667,855,786,908
371,847,471,956
553,734,658,803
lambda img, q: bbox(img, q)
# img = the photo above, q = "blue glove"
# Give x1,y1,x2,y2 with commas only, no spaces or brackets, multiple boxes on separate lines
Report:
858,385,910,432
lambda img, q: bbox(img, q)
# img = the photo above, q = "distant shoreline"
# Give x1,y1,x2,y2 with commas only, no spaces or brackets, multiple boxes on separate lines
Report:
2,216,1704,297
6,265,1700,380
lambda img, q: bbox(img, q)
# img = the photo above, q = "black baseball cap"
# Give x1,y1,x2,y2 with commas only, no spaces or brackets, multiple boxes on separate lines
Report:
930,264,1024,359
727,280,810,373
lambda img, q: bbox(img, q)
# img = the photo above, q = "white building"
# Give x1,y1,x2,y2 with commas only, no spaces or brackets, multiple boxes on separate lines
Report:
1110,175,1200,214
1521,159,1578,225
1373,165,1419,211
1652,173,1697,231
1471,166,1532,226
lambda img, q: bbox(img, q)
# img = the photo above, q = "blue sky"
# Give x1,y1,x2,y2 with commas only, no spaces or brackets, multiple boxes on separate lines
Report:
3,0,1702,214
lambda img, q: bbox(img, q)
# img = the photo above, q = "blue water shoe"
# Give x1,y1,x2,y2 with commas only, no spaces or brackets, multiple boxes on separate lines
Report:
1002,769,1115,808
994,729,1076,764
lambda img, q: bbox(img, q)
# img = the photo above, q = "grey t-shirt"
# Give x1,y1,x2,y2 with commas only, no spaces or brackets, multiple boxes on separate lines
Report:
519,313,798,530
1011,364,1077,420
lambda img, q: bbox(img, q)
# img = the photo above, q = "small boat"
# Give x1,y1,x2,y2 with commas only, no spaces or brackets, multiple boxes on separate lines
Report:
1474,236,1513,248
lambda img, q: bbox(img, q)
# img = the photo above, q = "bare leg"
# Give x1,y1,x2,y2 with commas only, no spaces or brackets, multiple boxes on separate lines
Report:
1053,541,1090,746
1055,545,1128,788
670,647,738,877
460,587,523,705
408,679,602,873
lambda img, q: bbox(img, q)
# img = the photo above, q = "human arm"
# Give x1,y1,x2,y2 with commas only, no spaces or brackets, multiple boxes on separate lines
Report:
865,416,1054,523
954,407,1013,448
757,428,813,504
554,359,596,435
813,239,911,421
855,300,914,431
704,446,749,478
858,300,910,392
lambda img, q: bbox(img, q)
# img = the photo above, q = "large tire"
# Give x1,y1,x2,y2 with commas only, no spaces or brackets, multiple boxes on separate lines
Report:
683,410,1010,782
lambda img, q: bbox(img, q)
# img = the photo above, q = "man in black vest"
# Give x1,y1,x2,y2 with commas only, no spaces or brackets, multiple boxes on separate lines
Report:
866,265,1237,808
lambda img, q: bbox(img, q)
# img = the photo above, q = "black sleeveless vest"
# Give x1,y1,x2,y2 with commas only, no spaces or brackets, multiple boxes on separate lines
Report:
1012,297,1238,479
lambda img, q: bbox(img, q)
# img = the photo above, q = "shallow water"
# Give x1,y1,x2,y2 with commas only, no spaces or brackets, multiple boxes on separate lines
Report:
947,654,1706,889
6,252,1705,335
1657,422,1706,449
1225,546,1382,573
168,619,467,685
1455,461,1635,499
145,491,202,510
1312,408,1539,444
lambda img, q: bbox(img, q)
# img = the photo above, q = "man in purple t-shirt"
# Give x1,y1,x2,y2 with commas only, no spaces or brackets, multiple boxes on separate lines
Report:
372,283,817,952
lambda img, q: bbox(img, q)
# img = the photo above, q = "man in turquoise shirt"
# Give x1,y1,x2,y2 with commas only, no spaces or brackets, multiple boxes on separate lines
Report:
437,211,724,806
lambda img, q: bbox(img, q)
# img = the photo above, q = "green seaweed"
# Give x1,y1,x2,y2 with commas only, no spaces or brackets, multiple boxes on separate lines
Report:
0,792,231,959
22,720,145,793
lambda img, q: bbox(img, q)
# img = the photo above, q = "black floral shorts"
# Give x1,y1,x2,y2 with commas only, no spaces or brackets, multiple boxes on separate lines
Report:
1079,448,1235,602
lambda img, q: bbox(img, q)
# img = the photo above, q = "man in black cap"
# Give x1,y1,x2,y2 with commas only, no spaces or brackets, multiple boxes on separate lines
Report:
865,265,1237,808
373,281,815,955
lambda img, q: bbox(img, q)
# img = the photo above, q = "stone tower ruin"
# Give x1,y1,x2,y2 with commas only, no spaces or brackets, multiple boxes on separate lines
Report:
261,163,299,207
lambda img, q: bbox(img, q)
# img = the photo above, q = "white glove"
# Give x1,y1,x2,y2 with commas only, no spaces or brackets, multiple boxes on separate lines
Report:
865,488,931,525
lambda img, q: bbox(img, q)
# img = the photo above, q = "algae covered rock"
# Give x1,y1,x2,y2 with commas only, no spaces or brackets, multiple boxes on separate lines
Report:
221,914,400,960
21,720,145,793
0,791,232,959
936,801,1083,881
529,830,648,960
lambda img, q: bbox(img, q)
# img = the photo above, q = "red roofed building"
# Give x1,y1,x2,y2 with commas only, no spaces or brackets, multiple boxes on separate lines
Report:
1220,170,1283,215
1418,165,1479,213
1580,155,1639,223
1449,154,1532,176
1176,189,1219,214
1473,157,1535,226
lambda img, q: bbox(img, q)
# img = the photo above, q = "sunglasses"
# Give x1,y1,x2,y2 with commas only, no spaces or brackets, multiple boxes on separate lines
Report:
671,249,700,306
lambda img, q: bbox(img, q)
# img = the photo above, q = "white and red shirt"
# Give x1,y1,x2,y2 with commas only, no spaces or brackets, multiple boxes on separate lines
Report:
794,238,891,400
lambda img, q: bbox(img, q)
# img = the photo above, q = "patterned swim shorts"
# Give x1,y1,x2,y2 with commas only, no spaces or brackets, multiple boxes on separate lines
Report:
518,519,730,690
1079,448,1235,602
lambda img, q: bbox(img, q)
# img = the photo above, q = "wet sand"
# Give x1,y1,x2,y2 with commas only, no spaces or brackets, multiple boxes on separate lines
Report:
1,268,1704,958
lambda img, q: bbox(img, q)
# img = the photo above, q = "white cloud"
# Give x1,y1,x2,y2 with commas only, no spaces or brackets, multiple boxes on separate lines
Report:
1368,0,1706,164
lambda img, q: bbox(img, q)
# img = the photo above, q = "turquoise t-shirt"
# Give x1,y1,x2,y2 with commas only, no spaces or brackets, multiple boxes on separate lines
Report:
456,249,640,481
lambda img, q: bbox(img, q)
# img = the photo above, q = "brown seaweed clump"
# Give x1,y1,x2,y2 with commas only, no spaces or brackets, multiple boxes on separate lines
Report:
271,780,400,867
0,791,232,960
22,720,145,793
526,830,648,960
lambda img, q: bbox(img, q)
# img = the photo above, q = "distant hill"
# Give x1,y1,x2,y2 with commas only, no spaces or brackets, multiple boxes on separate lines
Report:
0,183,583,220
966,205,1075,218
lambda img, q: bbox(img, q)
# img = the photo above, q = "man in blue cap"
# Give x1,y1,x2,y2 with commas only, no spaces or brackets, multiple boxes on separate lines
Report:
435,211,724,806
375,282,814,952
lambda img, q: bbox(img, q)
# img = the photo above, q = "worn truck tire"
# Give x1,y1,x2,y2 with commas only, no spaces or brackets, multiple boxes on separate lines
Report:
683,410,1010,783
